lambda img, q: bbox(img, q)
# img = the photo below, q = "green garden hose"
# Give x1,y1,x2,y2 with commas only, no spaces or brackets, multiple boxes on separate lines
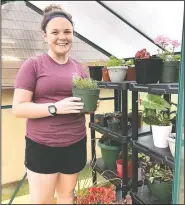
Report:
8,173,27,204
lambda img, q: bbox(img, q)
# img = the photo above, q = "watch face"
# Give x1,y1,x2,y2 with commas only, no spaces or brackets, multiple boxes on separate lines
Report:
50,106,56,113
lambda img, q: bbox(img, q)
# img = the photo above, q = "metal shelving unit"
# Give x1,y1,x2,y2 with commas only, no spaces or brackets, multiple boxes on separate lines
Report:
90,81,152,198
130,83,179,204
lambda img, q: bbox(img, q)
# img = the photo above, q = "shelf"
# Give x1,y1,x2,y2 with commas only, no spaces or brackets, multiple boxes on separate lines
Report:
91,158,122,189
91,158,145,190
129,82,178,94
131,185,171,204
89,122,151,143
131,134,174,168
97,81,129,90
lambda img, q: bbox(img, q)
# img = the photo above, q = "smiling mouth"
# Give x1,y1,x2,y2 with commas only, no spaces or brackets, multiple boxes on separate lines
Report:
57,43,68,46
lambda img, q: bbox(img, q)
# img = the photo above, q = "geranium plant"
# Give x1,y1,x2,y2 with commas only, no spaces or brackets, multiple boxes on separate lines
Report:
135,48,150,59
154,35,181,62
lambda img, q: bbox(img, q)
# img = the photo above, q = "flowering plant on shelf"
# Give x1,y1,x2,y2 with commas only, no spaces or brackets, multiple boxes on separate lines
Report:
76,184,132,204
154,35,181,62
75,157,132,204
135,48,150,59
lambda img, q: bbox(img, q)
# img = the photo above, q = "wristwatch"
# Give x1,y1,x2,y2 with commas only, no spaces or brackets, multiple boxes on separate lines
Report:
48,104,57,116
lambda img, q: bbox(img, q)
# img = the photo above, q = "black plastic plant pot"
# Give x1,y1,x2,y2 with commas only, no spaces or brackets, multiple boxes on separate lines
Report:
160,61,180,83
88,66,104,81
72,88,100,112
135,58,163,84
107,119,120,132
94,114,108,127
147,180,172,203
98,138,121,170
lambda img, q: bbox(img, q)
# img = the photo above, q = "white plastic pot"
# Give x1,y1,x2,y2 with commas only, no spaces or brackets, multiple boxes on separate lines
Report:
107,66,128,82
168,133,184,160
152,125,172,148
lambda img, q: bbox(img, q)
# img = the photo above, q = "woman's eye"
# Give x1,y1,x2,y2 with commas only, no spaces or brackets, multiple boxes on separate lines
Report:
52,32,58,34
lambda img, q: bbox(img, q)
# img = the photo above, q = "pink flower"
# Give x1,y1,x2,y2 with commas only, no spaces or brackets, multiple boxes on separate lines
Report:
154,35,170,46
170,40,180,48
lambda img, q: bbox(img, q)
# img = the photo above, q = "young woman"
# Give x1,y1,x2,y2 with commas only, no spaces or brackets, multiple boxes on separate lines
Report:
12,4,99,204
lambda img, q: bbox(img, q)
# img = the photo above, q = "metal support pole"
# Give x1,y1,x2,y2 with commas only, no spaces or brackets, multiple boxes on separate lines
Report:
121,90,128,197
114,90,119,112
90,113,97,184
131,91,139,193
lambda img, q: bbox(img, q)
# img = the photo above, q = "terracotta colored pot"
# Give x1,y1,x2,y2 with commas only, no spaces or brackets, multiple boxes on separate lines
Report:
127,66,136,81
102,67,111,82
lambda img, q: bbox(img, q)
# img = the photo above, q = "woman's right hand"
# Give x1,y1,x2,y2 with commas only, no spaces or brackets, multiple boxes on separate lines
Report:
54,97,84,114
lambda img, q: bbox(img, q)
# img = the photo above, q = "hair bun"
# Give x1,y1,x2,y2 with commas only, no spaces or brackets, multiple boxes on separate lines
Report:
44,4,63,14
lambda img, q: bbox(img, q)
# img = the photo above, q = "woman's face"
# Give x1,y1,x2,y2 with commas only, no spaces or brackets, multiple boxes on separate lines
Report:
44,17,73,56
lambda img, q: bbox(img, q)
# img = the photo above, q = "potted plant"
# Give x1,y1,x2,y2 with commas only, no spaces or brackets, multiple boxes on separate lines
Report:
102,66,111,82
72,75,100,113
106,56,128,82
107,118,121,132
146,164,173,203
116,144,133,179
154,35,181,83
141,94,172,148
124,59,136,81
167,133,184,159
88,61,104,81
94,113,112,127
76,183,132,204
135,48,163,84
98,136,122,170
128,111,143,128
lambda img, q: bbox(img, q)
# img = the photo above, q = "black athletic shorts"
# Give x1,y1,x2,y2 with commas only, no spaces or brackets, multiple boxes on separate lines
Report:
25,136,87,174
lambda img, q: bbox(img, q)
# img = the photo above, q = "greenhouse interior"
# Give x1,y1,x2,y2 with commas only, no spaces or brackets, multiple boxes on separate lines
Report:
1,1,184,204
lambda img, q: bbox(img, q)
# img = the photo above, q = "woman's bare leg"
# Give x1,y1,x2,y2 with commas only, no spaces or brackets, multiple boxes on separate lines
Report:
56,172,79,204
27,169,59,204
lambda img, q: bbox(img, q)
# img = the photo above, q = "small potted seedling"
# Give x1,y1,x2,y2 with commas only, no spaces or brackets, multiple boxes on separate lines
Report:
141,94,172,148
135,48,163,84
94,113,112,127
107,118,121,132
146,164,173,203
112,111,122,121
72,74,100,113
98,135,122,170
106,56,128,82
124,59,136,81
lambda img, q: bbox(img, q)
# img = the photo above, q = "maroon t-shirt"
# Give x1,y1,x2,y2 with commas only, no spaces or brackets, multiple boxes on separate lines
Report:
14,53,88,147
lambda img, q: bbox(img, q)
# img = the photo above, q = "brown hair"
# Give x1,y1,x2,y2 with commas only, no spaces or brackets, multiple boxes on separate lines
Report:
41,4,74,32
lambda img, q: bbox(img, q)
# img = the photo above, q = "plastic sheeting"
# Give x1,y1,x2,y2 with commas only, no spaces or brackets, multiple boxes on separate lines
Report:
29,1,184,58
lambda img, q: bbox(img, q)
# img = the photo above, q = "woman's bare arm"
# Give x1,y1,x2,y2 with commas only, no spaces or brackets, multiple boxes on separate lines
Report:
12,89,53,119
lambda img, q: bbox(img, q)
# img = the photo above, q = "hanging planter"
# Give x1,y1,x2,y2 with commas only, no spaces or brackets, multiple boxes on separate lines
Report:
160,61,180,83
106,56,128,82
98,137,121,170
141,94,172,148
135,49,163,84
72,76,100,113
102,67,111,82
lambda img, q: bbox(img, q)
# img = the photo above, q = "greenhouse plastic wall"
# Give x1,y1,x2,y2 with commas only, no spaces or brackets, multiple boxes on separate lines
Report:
172,26,184,204
29,1,184,58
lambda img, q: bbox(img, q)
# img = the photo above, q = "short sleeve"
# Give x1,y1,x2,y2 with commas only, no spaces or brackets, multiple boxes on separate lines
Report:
14,58,37,92
76,62,89,78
